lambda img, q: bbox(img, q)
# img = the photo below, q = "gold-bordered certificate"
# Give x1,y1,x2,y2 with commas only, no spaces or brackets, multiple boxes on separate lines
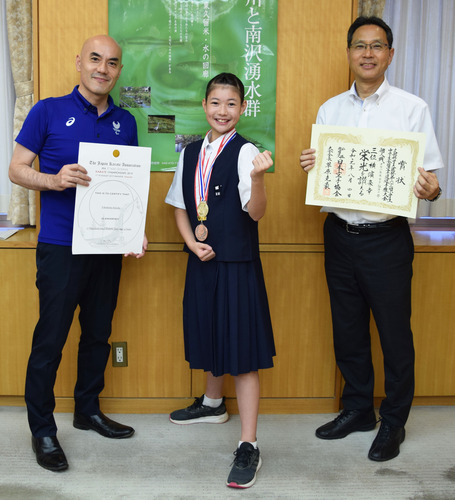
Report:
305,124,426,218
72,142,151,255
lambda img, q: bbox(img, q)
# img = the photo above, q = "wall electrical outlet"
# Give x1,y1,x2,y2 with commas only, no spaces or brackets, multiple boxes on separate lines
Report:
112,341,128,367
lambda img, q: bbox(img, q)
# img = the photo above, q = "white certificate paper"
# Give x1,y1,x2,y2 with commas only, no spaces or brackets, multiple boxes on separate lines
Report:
305,124,426,218
72,142,151,254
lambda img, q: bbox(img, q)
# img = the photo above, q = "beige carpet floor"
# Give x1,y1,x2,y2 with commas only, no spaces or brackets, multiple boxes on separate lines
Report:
0,405,454,499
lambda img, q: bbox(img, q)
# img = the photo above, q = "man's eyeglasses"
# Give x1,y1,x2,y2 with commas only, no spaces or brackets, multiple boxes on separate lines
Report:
349,42,390,53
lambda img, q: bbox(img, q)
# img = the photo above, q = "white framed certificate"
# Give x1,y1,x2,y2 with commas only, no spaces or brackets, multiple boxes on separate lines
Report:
305,124,426,218
72,142,152,254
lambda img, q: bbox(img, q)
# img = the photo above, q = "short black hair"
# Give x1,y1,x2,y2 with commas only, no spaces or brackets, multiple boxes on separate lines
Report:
347,16,393,48
205,73,245,102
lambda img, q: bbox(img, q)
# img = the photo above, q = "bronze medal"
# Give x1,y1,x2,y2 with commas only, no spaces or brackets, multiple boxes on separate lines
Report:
195,223,208,241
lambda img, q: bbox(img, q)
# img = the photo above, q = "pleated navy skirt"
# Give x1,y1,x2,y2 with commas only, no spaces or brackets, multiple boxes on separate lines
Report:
182,254,275,376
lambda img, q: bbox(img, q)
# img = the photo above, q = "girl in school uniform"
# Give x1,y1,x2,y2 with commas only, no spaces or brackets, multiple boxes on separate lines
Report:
165,72,275,489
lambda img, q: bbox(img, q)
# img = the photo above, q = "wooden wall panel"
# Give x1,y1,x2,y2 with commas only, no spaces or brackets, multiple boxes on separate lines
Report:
103,252,190,398
52,252,190,399
372,252,455,398
265,0,354,244
36,0,109,100
412,253,455,396
192,251,336,399
0,249,37,395
260,252,336,397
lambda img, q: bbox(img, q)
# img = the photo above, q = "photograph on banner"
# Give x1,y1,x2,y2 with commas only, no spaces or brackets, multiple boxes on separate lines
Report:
108,0,277,172
305,124,426,219
73,142,151,255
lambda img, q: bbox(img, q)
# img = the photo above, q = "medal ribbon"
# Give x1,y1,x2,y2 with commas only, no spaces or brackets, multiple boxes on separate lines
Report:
194,129,237,209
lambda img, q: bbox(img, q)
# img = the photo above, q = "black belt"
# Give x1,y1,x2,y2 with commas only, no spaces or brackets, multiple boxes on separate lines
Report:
328,213,406,234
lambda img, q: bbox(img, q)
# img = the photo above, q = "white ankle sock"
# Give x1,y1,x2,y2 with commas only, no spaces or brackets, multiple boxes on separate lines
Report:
238,440,258,449
203,395,223,408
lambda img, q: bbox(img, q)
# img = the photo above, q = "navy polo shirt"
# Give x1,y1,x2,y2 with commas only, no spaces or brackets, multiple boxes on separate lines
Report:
15,86,138,246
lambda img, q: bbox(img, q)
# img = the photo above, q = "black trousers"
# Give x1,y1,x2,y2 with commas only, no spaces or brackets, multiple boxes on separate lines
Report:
324,214,415,428
25,243,122,437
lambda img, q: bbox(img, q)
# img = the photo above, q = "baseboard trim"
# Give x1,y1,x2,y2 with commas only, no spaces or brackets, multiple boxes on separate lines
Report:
2,395,453,414
0,396,339,414
374,396,455,407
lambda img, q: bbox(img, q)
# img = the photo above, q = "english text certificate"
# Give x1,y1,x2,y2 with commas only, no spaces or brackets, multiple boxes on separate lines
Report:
72,142,151,254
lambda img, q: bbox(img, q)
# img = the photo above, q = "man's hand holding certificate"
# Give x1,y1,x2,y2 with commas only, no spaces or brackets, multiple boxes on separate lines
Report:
305,124,426,218
72,142,152,255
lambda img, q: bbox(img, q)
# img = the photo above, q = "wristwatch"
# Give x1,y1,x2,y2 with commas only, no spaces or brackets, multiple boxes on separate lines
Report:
428,187,442,202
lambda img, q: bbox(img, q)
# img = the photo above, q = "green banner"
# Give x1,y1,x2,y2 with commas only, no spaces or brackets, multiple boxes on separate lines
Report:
109,0,277,171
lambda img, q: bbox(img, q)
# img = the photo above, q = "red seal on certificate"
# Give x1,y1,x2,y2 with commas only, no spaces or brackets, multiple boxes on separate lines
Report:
195,223,208,241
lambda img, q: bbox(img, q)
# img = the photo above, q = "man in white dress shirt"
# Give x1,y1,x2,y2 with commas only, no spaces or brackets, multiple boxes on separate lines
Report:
300,16,443,462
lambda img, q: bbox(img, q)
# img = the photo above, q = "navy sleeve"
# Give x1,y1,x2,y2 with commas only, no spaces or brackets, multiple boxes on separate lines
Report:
15,100,49,155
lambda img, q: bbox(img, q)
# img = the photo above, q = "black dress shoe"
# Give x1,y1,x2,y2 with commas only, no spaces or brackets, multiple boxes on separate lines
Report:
368,420,405,461
316,409,377,439
32,436,68,472
73,411,135,439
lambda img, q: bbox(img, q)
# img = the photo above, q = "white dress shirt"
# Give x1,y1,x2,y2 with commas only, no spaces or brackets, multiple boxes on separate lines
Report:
316,78,444,224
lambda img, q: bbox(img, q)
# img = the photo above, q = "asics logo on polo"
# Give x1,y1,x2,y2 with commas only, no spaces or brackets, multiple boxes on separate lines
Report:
66,117,76,126
113,121,121,135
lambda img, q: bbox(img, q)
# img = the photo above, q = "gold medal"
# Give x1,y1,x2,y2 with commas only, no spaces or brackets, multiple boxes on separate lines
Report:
197,200,209,221
195,223,208,241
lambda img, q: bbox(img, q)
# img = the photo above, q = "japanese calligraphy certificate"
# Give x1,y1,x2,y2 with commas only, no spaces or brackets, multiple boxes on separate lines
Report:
72,142,151,255
305,124,426,218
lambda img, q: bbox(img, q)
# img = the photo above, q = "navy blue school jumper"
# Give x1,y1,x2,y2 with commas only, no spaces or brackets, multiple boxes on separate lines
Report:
181,134,275,376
